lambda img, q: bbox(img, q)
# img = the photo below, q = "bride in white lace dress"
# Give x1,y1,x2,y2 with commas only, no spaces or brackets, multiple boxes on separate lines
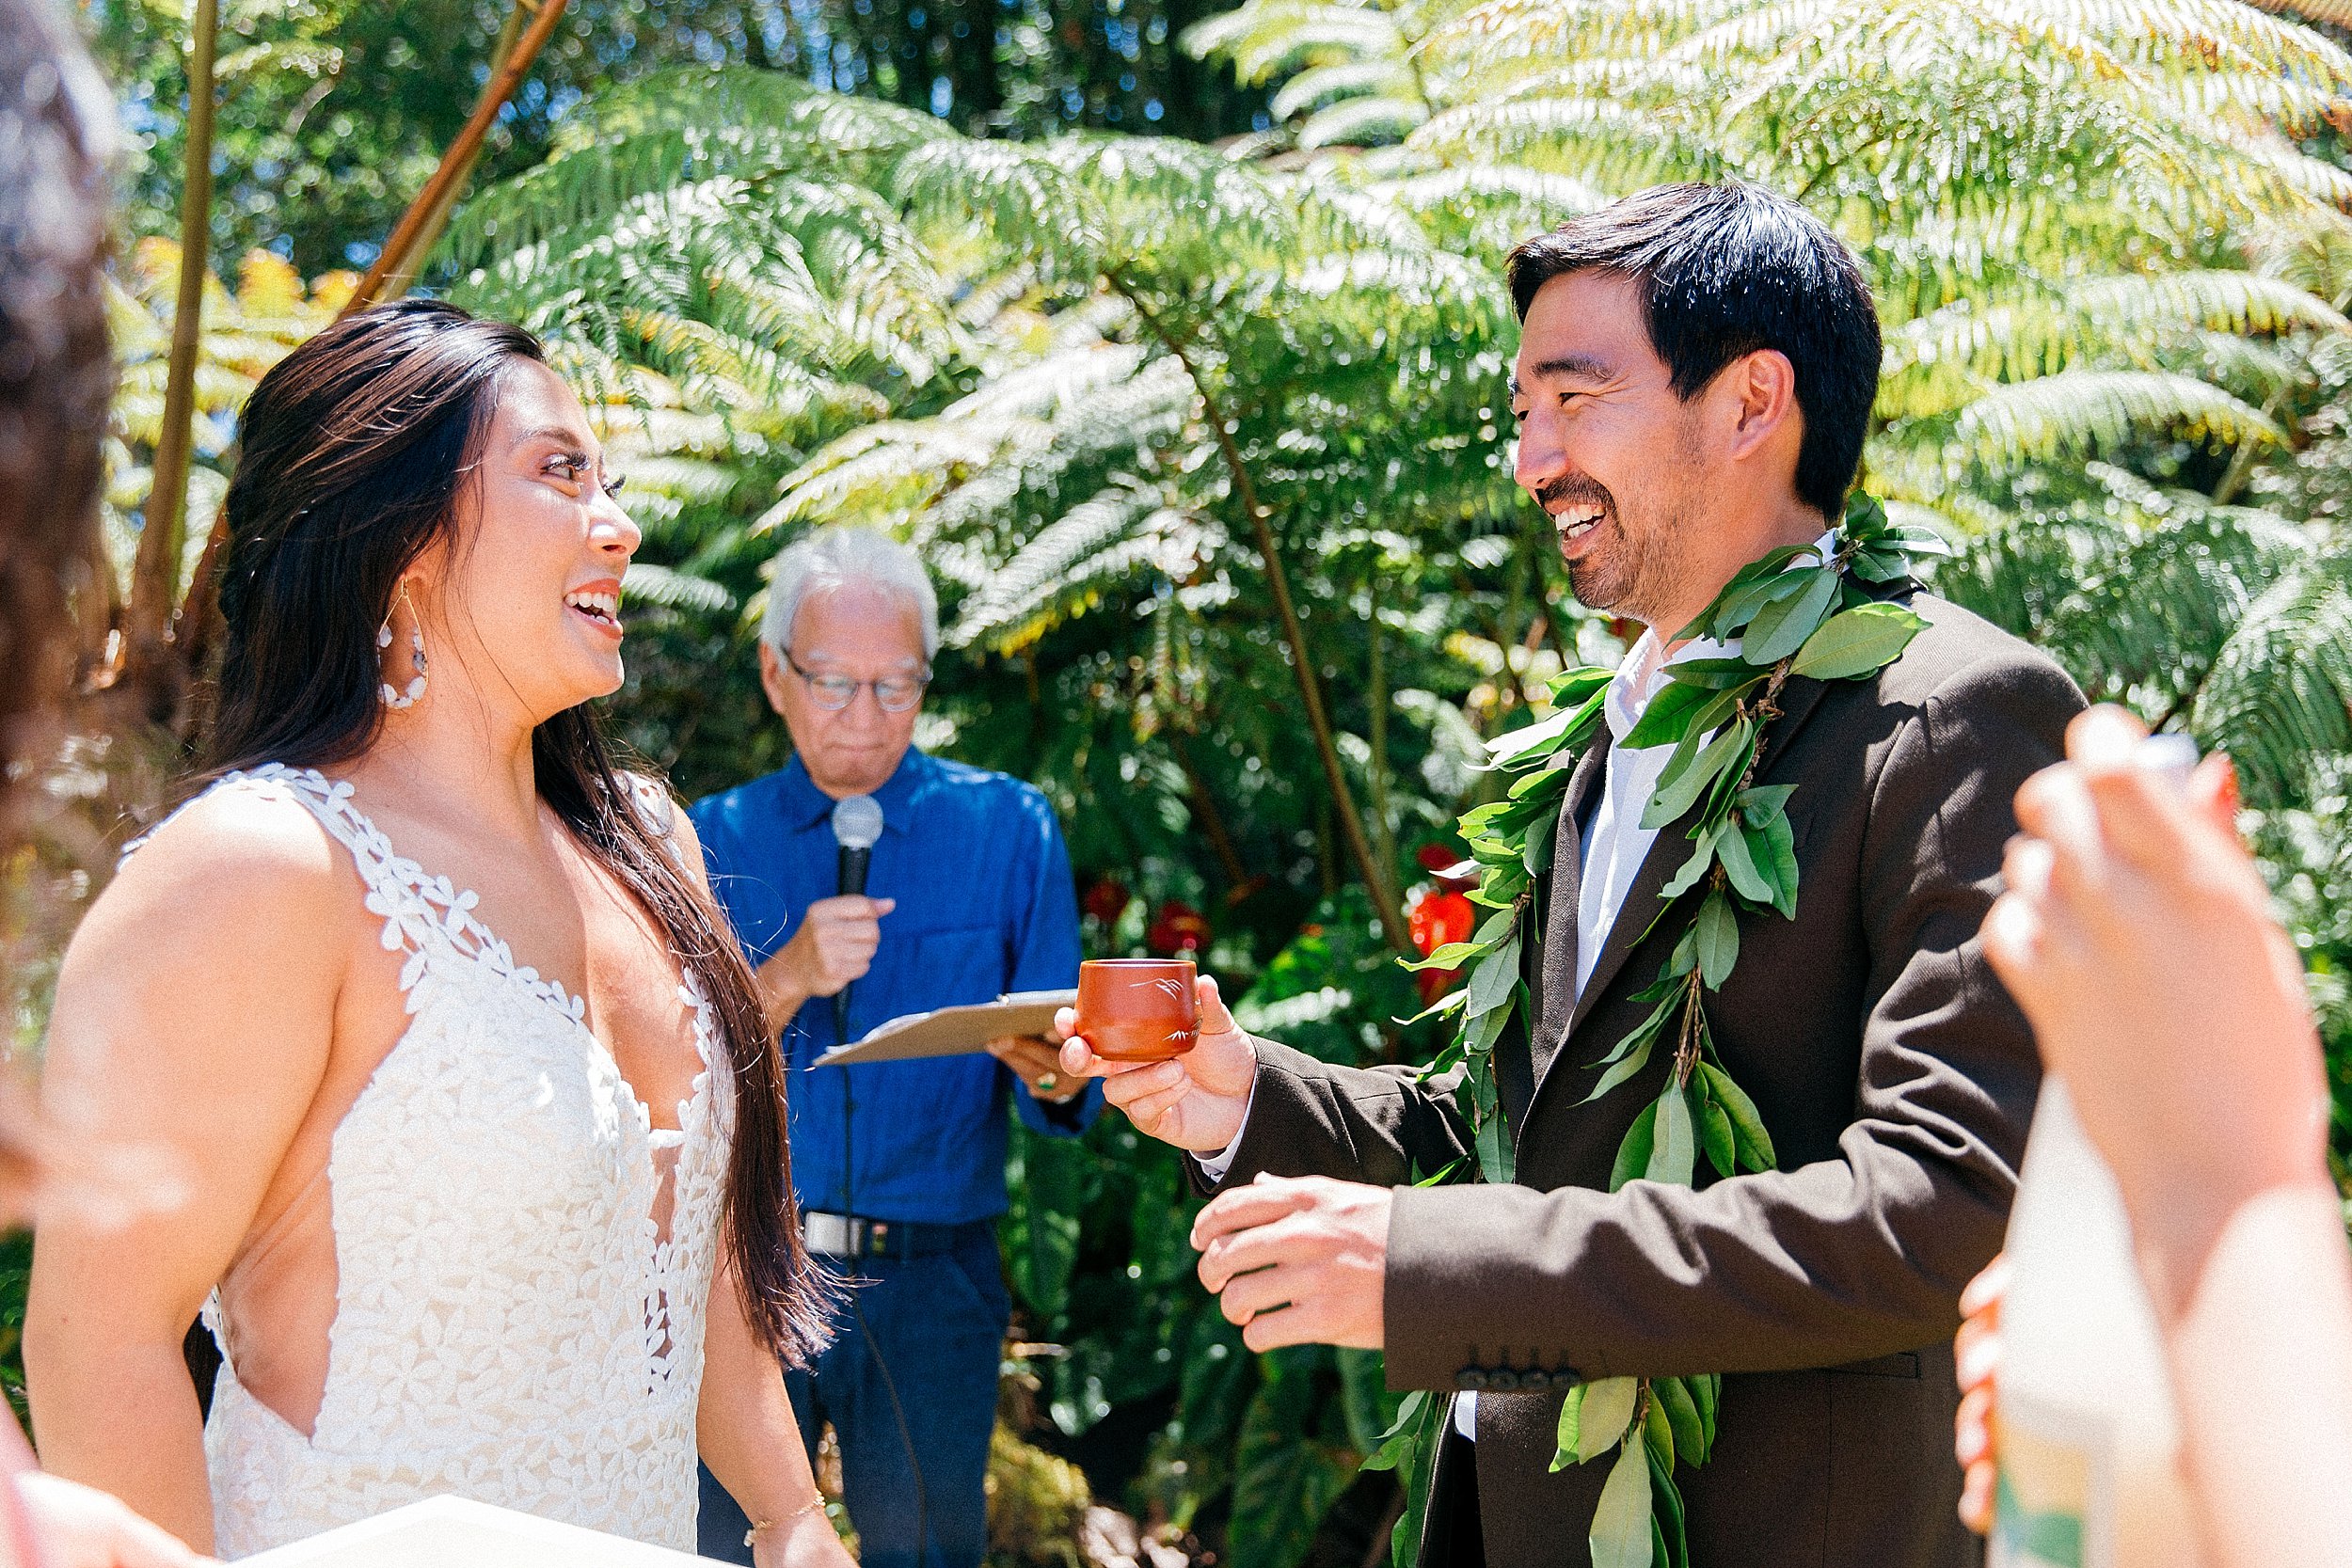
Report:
24,302,852,1567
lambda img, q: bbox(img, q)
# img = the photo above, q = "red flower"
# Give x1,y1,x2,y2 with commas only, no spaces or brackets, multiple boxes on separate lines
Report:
1406,888,1476,1006
1147,899,1211,956
1081,877,1132,925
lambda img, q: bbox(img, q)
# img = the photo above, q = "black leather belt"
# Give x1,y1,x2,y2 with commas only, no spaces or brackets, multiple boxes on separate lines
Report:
800,1210,994,1260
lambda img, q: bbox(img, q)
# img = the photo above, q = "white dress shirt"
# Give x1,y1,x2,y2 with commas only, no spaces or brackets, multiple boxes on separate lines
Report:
1447,626,1736,1438
1201,532,1833,1441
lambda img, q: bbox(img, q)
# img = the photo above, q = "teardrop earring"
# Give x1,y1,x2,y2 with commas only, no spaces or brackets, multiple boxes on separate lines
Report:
378,583,428,710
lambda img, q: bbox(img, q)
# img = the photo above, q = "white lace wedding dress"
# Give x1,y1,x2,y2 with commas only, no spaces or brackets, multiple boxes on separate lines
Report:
141,766,732,1558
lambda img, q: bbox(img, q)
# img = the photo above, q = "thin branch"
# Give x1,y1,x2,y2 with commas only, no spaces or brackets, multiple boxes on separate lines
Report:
2211,383,2290,507
1168,731,1251,895
1367,578,1396,878
1107,266,1411,952
127,0,220,663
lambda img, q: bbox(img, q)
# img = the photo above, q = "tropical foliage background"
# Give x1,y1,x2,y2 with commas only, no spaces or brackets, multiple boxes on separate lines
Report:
14,0,2352,1563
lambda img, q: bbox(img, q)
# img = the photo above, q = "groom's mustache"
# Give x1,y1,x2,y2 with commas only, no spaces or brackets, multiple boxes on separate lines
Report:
1536,474,1616,523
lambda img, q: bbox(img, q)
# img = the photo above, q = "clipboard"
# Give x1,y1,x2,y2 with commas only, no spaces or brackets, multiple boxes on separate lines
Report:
810,988,1077,1068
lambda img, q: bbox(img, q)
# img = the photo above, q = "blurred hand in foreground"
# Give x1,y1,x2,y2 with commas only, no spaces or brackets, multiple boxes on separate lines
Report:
1979,704,2352,1568
1056,975,1256,1152
1951,1253,2008,1534
1980,704,2328,1291
1190,1173,1390,1353
13,1471,213,1568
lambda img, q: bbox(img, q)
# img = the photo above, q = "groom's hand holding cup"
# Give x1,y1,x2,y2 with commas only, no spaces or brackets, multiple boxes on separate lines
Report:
1057,962,1390,1353
1056,960,1256,1152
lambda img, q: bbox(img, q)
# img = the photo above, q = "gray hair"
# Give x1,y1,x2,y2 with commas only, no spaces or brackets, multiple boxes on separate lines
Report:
762,525,940,659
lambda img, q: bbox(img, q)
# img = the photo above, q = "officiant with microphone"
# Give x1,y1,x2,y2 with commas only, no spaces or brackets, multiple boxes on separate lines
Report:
688,525,1094,1568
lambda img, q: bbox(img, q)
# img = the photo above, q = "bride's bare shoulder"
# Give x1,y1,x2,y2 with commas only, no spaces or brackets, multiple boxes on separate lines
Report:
79,780,355,961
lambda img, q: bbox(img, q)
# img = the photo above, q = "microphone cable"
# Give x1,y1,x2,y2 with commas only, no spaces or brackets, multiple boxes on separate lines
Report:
831,925,933,1566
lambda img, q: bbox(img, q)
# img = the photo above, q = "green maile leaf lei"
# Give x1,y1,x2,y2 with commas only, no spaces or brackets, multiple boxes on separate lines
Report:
1382,493,1946,1568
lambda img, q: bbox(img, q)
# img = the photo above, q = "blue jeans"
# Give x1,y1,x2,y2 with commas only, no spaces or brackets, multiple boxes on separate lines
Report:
699,1230,1010,1568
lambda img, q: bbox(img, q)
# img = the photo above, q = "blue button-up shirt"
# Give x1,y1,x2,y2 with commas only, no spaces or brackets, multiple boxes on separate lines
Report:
690,749,1097,1225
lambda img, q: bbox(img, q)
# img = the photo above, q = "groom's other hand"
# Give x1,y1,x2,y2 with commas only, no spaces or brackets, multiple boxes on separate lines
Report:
1057,974,1257,1151
1191,1174,1391,1352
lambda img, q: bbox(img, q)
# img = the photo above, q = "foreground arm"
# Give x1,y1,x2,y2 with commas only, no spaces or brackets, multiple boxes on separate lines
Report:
696,1263,851,1568
1984,705,2352,1568
11,1471,214,1568
24,793,347,1552
1058,977,1476,1183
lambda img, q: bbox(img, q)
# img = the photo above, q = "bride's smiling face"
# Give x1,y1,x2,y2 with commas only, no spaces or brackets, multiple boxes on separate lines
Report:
411,360,642,725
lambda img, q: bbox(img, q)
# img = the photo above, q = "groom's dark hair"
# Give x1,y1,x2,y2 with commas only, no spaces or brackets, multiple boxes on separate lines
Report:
1506,182,1881,521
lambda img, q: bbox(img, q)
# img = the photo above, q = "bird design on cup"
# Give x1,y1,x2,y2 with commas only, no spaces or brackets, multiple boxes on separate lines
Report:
1077,959,1200,1060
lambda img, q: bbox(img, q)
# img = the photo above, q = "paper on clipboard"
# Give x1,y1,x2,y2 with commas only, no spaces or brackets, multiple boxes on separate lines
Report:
810,989,1077,1068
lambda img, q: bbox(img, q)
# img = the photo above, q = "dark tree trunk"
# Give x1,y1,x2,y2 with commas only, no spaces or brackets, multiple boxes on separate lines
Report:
946,0,1000,129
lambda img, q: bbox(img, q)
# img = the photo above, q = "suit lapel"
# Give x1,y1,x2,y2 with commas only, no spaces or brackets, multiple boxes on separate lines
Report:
1564,664,1843,1041
1528,741,1610,1085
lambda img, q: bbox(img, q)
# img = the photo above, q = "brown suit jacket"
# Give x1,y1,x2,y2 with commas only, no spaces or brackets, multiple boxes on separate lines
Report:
1207,590,2084,1568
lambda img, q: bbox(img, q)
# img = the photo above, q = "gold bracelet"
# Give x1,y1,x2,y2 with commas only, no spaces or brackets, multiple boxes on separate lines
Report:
744,1496,826,1549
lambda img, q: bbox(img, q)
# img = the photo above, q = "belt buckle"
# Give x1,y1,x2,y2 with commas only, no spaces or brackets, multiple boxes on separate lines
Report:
865,1220,892,1259
804,1211,853,1257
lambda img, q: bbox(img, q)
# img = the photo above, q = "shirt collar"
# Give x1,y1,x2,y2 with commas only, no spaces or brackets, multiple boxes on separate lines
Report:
775,749,932,835
1605,528,1840,747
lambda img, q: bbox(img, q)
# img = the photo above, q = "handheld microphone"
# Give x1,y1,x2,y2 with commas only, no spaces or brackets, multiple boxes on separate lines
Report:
830,794,883,1045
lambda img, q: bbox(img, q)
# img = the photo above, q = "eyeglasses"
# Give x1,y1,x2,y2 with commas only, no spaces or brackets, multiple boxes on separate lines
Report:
785,650,930,713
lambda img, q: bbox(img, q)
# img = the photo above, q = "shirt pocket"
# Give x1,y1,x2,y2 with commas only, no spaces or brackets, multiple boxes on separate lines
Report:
908,923,1006,1006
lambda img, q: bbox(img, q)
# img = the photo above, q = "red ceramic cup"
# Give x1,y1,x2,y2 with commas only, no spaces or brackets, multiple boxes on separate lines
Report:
1076,958,1200,1062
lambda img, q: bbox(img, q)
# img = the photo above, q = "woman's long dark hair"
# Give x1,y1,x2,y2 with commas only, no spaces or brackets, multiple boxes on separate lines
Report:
202,299,830,1365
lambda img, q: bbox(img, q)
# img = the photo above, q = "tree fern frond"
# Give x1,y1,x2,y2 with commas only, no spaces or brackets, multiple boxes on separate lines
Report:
2027,0,2352,85
1880,272,2348,420
2071,271,2352,340
1953,370,2285,466
1300,94,1432,147
759,422,966,535
889,140,1104,267
1380,163,1608,216
1047,135,1305,269
623,561,738,613
948,483,1184,651
1286,177,1441,256
1272,58,1422,119
1375,163,1607,258
1185,1,1411,84
1410,94,1714,181
2195,550,2352,807
2255,213,2352,314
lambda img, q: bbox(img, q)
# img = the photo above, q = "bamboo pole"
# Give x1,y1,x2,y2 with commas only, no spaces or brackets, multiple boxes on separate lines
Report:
340,0,572,318
371,0,532,301
126,0,219,659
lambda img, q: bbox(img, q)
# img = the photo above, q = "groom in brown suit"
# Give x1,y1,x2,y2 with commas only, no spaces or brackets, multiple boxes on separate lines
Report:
1060,182,2081,1568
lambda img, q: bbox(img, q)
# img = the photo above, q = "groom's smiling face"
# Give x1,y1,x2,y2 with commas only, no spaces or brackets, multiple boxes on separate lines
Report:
1508,269,1712,630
